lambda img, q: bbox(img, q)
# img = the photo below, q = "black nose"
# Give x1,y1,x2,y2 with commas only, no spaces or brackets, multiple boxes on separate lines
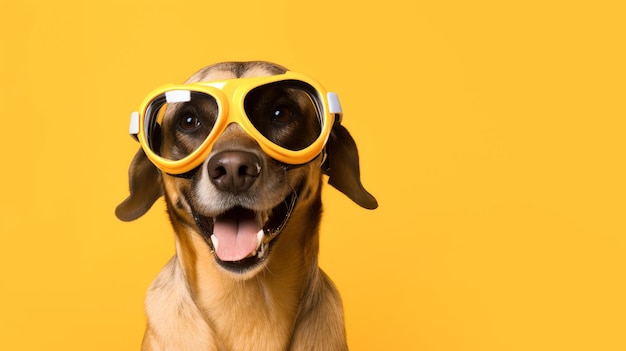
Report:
207,151,261,194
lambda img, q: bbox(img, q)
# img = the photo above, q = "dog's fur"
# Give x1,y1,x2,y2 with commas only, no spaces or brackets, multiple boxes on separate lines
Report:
116,61,377,350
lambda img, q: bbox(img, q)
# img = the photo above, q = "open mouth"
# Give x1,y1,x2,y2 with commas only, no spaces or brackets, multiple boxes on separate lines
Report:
192,192,297,273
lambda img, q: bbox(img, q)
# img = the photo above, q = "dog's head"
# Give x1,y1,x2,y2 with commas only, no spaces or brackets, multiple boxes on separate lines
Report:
116,61,377,276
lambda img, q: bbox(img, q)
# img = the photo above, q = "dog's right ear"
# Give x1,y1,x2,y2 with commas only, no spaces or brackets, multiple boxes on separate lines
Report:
115,149,163,222
323,124,378,210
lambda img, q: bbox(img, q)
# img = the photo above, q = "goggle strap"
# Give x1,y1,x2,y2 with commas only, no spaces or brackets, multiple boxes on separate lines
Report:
320,148,328,169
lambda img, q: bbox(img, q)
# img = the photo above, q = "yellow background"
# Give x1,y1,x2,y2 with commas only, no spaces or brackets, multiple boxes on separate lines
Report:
1,0,624,350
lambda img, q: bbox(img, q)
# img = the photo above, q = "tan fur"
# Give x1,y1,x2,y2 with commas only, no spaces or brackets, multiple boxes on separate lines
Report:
141,62,349,350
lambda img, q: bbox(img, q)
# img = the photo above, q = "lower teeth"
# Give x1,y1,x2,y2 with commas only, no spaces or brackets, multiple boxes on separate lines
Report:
258,242,266,258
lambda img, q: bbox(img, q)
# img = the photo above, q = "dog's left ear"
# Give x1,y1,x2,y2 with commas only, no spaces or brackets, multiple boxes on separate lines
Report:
323,124,378,209
115,149,163,222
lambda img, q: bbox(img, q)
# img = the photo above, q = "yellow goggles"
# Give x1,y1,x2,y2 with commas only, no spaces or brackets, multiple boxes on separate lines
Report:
129,71,342,175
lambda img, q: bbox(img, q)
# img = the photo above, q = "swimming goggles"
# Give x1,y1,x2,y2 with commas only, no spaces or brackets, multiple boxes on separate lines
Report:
129,71,343,174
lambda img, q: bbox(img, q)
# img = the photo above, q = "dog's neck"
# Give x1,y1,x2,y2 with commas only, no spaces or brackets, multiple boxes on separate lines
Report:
169,198,323,349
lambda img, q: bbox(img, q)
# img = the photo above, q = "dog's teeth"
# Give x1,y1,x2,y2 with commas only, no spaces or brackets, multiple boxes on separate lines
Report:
210,234,219,252
258,243,266,258
256,230,264,249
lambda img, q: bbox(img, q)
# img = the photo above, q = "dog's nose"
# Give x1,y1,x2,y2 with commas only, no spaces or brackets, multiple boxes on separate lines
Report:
207,151,261,194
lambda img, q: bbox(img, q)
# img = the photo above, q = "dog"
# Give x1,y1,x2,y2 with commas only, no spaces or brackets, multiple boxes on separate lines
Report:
116,61,377,350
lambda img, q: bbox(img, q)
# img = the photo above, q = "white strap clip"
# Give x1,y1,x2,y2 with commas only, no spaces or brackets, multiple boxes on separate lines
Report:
129,111,139,136
327,92,343,123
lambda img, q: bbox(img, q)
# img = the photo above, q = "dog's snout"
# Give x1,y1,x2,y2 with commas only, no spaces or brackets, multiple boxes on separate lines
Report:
208,151,261,194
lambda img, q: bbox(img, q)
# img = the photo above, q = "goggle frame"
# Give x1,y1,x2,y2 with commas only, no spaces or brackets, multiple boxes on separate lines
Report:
129,71,343,174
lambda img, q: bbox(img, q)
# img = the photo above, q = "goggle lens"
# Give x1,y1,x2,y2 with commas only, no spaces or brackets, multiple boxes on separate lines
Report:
244,81,322,151
144,92,219,161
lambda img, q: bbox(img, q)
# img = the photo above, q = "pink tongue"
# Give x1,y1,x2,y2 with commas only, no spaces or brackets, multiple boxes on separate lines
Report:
213,208,261,262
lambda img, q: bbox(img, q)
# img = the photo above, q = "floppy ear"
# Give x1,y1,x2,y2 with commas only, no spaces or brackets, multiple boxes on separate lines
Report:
115,149,163,222
323,124,378,209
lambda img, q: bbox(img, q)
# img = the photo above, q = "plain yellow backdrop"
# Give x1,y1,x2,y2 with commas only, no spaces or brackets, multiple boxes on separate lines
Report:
1,0,625,350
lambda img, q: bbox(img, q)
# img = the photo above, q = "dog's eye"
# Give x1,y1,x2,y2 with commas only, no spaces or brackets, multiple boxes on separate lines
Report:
179,115,201,131
272,105,295,124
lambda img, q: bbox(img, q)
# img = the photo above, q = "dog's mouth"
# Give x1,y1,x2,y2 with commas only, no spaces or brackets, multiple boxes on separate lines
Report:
192,192,297,273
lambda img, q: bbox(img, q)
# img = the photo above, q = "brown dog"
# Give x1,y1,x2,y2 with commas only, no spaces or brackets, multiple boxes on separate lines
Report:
116,61,377,350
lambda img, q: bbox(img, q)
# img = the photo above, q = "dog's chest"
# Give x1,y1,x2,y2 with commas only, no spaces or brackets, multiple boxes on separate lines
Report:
200,279,300,350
